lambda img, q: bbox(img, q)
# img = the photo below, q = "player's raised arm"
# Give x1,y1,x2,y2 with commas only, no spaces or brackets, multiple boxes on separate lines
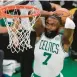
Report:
62,17,75,52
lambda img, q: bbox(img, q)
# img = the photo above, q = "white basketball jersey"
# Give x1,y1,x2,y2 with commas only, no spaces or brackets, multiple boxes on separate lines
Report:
33,33,65,77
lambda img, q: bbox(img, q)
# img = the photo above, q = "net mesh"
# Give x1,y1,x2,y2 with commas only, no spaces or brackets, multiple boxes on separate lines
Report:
1,5,40,53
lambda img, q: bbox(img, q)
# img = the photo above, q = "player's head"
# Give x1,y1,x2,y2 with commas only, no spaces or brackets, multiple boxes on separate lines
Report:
44,14,62,38
54,8,71,25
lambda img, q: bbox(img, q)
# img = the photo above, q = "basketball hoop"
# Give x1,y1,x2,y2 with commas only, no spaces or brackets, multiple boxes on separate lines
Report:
0,5,40,53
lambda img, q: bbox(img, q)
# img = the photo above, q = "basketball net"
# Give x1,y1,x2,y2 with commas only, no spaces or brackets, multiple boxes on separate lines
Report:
0,5,40,53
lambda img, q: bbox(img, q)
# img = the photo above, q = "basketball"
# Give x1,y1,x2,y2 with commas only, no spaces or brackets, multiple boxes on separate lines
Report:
54,8,71,25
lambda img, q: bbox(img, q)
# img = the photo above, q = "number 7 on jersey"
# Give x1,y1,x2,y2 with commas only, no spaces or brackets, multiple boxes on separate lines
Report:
42,52,52,65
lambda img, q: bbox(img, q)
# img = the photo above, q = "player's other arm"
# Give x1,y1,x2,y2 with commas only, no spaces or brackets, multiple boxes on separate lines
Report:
62,17,75,52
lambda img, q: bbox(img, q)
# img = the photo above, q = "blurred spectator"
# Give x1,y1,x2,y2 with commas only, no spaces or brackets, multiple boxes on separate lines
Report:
0,50,4,77
73,1,77,7
71,10,77,60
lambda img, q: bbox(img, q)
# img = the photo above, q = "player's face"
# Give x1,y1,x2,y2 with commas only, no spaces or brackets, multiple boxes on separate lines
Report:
45,17,59,31
44,17,60,38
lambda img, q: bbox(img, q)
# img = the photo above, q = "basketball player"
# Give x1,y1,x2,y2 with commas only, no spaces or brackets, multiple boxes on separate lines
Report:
19,1,60,77
31,14,75,77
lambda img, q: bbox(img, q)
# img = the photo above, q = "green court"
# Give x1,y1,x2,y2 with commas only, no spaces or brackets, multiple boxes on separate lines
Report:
12,57,77,77
62,57,77,77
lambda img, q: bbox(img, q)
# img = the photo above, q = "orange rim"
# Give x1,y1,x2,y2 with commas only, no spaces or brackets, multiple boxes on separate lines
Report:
0,5,40,18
